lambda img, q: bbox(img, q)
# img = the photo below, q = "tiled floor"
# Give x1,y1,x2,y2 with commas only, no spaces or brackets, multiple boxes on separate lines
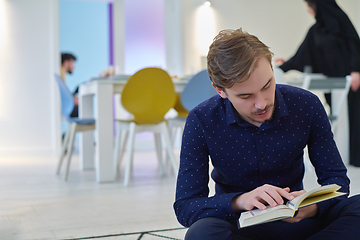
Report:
1,147,360,240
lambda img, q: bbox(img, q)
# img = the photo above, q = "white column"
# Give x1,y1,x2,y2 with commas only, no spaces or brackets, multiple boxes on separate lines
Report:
0,0,59,157
113,0,125,74
164,0,184,76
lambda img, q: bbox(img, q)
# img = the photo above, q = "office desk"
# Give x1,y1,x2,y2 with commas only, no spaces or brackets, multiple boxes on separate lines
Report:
78,77,188,183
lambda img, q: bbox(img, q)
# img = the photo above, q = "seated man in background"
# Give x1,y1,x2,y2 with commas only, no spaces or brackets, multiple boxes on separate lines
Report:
61,53,78,118
173,28,360,240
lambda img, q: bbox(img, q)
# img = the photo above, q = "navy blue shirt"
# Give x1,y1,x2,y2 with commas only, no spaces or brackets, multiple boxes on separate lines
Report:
174,84,350,228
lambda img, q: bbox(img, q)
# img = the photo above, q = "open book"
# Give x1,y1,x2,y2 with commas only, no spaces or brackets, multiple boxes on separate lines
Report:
239,184,345,228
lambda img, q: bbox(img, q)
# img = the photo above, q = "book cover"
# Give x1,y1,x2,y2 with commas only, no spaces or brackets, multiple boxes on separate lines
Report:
239,184,346,228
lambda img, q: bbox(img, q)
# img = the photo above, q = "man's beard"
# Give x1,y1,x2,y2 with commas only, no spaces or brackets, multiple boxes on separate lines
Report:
249,104,274,124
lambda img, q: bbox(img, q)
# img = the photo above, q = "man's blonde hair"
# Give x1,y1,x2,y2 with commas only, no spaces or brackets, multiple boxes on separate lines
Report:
207,28,273,90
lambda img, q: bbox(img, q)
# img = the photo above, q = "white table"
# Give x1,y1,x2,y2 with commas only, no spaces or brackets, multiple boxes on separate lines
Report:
78,77,188,183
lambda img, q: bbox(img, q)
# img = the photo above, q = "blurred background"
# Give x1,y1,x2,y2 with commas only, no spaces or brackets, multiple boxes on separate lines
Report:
0,0,359,159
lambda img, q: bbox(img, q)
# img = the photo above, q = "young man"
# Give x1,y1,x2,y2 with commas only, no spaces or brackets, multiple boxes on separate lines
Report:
60,53,78,118
174,28,360,239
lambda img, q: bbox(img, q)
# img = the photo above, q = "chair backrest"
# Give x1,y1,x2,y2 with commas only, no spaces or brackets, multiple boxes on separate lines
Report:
173,93,189,118
54,73,75,120
299,73,351,133
273,67,287,84
181,69,217,111
121,68,176,124
329,75,351,133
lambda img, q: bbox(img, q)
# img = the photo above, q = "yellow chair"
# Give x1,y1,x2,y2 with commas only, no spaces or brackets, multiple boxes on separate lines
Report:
167,93,189,143
173,93,189,118
113,67,178,186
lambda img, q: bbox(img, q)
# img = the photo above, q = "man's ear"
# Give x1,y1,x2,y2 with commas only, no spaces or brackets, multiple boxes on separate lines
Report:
212,83,227,99
62,60,68,68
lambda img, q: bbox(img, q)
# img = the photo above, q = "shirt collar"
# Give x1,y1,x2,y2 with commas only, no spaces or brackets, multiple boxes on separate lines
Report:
224,85,289,127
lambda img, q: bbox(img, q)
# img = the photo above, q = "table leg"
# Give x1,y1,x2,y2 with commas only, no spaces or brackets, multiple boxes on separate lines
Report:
79,93,95,170
95,83,115,182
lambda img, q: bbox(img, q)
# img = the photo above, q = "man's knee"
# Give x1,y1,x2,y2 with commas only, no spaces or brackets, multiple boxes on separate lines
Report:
343,195,360,215
330,195,360,218
185,217,235,240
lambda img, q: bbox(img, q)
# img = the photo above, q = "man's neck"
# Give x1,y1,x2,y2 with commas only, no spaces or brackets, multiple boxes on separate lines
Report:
60,67,67,81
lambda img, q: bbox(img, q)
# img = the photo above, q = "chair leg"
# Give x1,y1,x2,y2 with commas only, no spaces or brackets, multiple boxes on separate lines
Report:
161,123,179,175
154,133,165,176
113,122,123,178
123,123,136,186
118,131,128,174
57,126,71,175
64,123,77,181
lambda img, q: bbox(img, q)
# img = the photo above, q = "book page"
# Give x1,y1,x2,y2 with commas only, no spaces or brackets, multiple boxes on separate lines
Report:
286,184,342,210
299,191,345,208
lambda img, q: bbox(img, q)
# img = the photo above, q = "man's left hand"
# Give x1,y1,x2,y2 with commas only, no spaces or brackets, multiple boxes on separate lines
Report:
283,204,318,223
282,190,319,223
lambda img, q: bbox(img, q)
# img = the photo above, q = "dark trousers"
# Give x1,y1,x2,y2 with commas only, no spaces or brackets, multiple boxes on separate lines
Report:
70,105,78,118
185,195,360,240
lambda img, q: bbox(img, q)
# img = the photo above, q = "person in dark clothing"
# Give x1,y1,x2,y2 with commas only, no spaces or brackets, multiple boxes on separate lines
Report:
276,0,360,167
61,53,78,118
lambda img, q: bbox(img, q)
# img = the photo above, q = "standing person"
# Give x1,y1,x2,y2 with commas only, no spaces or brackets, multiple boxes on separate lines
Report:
276,0,360,167
174,28,360,240
61,53,78,118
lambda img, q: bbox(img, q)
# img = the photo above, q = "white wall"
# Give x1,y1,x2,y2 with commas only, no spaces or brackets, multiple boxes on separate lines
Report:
0,0,60,158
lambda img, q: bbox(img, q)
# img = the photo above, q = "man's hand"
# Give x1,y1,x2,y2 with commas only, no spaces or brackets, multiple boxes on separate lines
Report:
73,96,79,106
350,72,360,92
283,204,319,223
231,184,295,212
281,190,318,223
273,58,285,66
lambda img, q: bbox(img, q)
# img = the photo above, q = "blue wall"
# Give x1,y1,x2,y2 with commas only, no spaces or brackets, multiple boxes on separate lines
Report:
59,0,109,92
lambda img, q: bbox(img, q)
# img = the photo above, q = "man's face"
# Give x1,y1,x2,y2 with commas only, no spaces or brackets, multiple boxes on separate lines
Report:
64,59,75,74
213,57,276,127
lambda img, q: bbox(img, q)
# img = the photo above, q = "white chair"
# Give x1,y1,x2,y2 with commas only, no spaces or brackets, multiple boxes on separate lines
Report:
273,67,288,84
301,74,351,133
300,74,351,173
168,70,218,146
329,76,351,133
54,74,95,181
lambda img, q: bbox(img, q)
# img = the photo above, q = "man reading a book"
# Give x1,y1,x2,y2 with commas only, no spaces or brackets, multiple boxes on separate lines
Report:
173,28,360,239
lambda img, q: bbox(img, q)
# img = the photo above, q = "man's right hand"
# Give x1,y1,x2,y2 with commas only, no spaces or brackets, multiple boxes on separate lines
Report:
231,184,295,211
73,96,79,106
273,58,285,66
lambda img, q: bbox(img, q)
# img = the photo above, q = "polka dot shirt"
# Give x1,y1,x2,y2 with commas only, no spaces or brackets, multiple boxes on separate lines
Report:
174,84,349,228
